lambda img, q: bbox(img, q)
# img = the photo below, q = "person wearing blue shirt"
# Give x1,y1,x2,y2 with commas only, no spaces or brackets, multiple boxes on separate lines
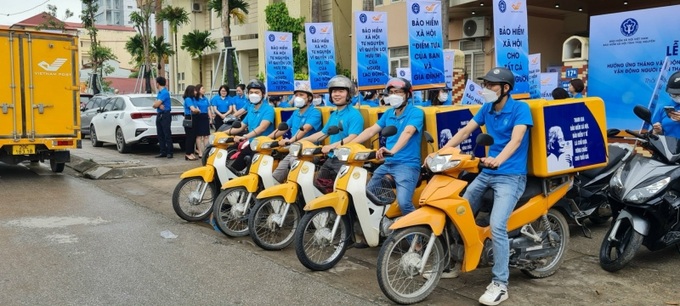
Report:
313,94,329,107
362,90,381,107
569,78,585,98
182,85,198,161
152,77,173,158
228,79,276,172
211,85,231,130
350,83,363,106
231,83,249,119
652,71,680,139
431,87,453,106
351,77,424,220
270,83,323,183
302,75,365,193
442,67,533,306
193,84,211,158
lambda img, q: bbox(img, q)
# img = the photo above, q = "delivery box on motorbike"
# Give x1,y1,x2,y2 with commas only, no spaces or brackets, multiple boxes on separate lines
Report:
526,97,608,177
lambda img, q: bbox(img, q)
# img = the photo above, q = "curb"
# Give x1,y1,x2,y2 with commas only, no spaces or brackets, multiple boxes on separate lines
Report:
66,154,187,179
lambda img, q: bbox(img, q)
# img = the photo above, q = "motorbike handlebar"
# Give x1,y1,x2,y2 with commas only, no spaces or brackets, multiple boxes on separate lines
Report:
625,129,646,140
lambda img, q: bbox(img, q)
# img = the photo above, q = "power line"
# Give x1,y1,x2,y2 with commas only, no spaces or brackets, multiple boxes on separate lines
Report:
0,0,51,17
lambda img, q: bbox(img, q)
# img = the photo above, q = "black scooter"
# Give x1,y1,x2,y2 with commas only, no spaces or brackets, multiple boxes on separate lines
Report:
554,129,634,237
599,105,680,272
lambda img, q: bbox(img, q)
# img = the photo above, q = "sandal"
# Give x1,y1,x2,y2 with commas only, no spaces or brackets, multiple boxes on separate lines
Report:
185,155,198,161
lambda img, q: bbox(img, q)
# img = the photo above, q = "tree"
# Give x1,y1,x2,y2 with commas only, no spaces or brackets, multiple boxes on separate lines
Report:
125,34,145,67
207,0,250,90
157,6,190,93
151,36,175,73
82,0,118,94
35,4,73,31
265,3,306,73
130,2,154,93
181,30,217,82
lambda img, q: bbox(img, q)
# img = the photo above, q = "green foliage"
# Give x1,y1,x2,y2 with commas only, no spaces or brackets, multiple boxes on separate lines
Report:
294,73,308,80
207,0,250,23
35,4,73,31
157,6,190,33
181,30,217,81
256,71,265,82
265,2,307,73
151,36,174,69
336,62,351,79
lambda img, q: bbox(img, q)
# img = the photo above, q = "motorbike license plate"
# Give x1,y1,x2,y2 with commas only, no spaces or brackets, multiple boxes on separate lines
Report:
12,145,35,155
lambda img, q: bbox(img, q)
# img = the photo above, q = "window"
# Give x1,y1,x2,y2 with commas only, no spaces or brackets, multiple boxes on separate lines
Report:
375,0,384,5
112,98,125,111
459,40,485,82
389,47,409,77
102,99,115,112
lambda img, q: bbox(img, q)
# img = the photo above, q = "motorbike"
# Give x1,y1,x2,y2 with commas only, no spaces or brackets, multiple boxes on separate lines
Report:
294,126,431,271
376,133,571,305
600,105,680,272
248,125,340,251
171,121,242,222
212,124,289,237
554,129,634,237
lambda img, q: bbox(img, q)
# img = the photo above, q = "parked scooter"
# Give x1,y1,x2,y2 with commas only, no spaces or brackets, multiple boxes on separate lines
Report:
212,124,289,237
554,129,634,237
376,134,571,305
294,126,431,271
248,125,340,250
171,121,242,221
600,105,680,272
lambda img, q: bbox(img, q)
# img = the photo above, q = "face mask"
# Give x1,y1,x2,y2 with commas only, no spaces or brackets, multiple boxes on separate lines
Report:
481,88,500,103
293,97,306,108
312,98,322,106
438,93,448,102
249,93,261,104
386,95,405,108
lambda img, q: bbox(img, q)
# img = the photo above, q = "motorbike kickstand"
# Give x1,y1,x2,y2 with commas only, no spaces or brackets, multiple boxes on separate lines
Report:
580,224,593,239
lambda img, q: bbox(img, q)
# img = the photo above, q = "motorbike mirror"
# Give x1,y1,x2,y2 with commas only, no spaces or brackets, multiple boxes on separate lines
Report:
381,126,398,137
424,131,434,144
607,129,621,138
326,125,340,136
633,105,652,124
476,133,494,146
277,122,289,131
231,121,242,129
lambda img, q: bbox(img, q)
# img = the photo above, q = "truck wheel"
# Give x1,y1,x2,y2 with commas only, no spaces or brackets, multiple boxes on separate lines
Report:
50,159,65,173
91,125,103,147
115,127,131,153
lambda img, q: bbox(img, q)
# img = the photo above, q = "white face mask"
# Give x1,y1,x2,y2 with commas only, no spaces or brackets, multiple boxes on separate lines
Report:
312,98,323,106
386,95,405,108
249,93,261,104
293,97,306,108
438,93,448,102
481,88,500,103
673,96,680,104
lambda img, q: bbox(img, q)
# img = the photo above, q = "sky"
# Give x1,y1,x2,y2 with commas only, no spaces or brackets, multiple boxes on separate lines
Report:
1,0,83,26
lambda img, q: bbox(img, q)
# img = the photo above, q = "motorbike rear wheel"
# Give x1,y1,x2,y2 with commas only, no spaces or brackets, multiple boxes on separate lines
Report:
294,208,350,271
377,226,445,305
521,208,570,278
172,177,217,222
249,197,301,251
213,187,253,237
599,217,643,272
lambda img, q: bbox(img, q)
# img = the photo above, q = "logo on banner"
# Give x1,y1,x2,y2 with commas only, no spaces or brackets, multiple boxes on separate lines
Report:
511,1,522,11
499,0,507,13
620,18,638,37
469,84,475,91
399,70,406,77
425,3,438,13
359,13,367,23
320,26,330,34
309,26,316,34
373,14,383,22
279,35,288,41
268,34,275,42
411,3,420,14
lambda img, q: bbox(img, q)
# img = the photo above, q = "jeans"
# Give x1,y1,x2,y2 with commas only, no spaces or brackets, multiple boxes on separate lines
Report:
367,163,420,215
272,154,296,183
156,112,173,155
463,172,527,286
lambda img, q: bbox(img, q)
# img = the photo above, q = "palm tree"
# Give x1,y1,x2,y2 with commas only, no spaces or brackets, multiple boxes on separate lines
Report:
125,34,145,67
130,4,154,93
158,6,190,93
151,36,175,72
207,0,250,88
181,30,217,82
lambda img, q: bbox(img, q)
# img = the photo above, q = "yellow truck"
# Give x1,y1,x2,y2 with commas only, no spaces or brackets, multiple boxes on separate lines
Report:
0,28,81,173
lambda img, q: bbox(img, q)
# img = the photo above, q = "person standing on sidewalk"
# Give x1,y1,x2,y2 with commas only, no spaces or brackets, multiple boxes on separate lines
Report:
153,77,173,158
182,85,198,161
193,84,211,158
211,85,230,130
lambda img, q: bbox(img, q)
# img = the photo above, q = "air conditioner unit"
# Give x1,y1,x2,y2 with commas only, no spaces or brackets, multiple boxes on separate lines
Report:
462,17,489,39
192,2,202,13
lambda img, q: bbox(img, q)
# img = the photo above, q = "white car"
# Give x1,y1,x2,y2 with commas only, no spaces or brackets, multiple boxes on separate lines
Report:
89,94,186,153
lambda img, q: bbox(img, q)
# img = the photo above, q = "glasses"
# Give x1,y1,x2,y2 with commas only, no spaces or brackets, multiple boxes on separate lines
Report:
388,89,405,95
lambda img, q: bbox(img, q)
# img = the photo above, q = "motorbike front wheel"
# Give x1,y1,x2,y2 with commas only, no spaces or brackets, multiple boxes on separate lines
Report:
249,197,301,251
294,208,350,271
377,226,445,305
599,217,643,272
213,187,253,237
172,177,217,222
521,208,570,278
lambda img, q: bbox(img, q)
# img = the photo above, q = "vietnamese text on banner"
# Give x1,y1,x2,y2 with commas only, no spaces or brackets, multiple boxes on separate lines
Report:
265,31,294,95
305,23,337,93
493,0,530,96
355,11,389,91
406,0,445,89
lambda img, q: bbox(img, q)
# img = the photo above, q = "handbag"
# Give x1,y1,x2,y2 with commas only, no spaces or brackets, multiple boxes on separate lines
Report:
182,116,193,128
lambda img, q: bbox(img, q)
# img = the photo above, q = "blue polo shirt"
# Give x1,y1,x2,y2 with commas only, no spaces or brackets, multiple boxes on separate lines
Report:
377,104,424,168
243,102,275,140
652,100,680,139
322,105,364,145
278,101,291,108
472,97,533,175
363,98,380,107
230,95,248,111
156,88,171,113
287,106,323,138
211,95,230,112
183,97,195,115
351,94,363,106
572,92,583,99
195,96,210,114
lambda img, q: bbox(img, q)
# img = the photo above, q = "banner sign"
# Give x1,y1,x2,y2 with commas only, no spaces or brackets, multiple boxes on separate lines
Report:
443,49,455,89
355,11,389,90
589,5,680,130
642,57,672,131
435,109,485,157
529,53,541,98
305,22,337,93
396,68,411,81
461,80,485,105
493,0,530,96
540,72,559,100
265,31,294,95
406,0,445,89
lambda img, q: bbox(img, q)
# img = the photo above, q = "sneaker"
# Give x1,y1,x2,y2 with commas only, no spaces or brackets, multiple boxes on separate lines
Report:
422,268,459,280
478,281,508,306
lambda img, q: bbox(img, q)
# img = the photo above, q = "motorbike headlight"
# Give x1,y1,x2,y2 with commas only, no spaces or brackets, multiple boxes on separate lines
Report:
426,154,459,173
335,147,351,162
626,176,671,204
302,148,317,156
610,165,624,195
250,139,260,151
209,134,216,144
251,153,261,164
290,143,302,157
217,136,231,144
261,141,273,149
354,152,371,161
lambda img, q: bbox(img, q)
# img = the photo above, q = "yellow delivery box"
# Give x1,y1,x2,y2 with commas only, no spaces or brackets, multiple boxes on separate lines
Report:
526,97,608,177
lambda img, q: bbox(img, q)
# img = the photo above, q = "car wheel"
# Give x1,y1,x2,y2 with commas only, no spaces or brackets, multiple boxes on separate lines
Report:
115,127,131,153
91,125,103,147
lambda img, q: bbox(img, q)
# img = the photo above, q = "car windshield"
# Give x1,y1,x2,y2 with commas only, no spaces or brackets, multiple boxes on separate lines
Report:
131,96,183,107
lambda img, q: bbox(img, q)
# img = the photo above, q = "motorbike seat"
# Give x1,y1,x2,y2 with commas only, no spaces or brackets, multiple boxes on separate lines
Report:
479,176,544,212
580,145,629,180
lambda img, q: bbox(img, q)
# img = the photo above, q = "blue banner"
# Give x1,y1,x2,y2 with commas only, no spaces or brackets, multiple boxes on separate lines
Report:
265,31,294,95
529,53,541,98
493,0,529,96
305,23,337,93
355,11,389,90
444,49,455,89
540,72,559,100
589,5,680,130
642,57,672,131
435,109,485,157
406,0,445,89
